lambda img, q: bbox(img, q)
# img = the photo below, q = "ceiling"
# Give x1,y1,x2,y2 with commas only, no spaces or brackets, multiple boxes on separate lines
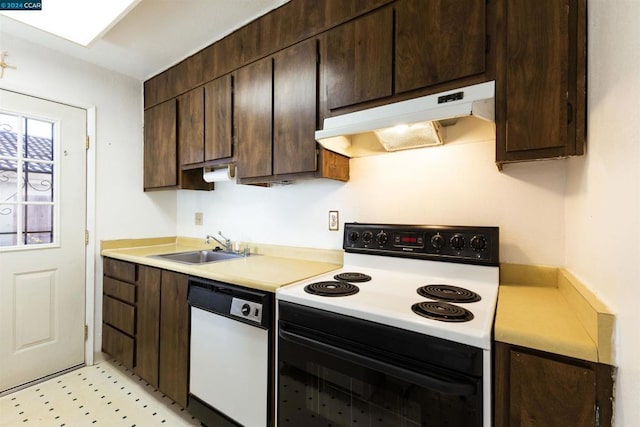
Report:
0,0,289,81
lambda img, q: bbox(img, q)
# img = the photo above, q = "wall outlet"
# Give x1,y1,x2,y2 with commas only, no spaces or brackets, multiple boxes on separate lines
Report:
329,210,339,231
194,212,203,226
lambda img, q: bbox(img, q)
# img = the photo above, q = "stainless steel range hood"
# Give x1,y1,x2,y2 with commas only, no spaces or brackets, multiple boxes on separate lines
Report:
315,81,495,157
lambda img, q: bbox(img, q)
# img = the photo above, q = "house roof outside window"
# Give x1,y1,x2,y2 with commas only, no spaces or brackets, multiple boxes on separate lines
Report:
0,130,53,174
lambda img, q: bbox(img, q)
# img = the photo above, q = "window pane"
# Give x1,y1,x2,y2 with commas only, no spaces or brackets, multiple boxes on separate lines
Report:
25,118,54,161
25,165,53,202
0,203,17,247
0,166,18,202
0,118,19,157
24,204,53,245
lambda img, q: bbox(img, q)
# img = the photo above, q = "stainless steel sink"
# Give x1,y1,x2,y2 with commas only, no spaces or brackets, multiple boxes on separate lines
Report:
151,250,247,264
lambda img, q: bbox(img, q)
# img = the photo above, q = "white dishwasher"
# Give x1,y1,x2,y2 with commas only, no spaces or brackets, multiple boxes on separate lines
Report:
187,277,273,427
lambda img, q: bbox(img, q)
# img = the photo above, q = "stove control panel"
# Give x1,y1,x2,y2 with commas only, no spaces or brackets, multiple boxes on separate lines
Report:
343,223,499,266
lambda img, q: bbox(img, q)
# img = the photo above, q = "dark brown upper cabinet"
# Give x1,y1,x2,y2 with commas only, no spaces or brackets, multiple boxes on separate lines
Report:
178,87,204,166
395,0,486,94
273,39,319,176
204,75,234,162
324,7,393,111
235,57,273,180
144,0,586,181
179,76,233,168
235,40,349,184
143,94,211,191
144,99,177,190
495,0,586,165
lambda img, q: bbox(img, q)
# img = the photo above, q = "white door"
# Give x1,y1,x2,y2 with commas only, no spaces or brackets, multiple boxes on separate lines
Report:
0,90,87,393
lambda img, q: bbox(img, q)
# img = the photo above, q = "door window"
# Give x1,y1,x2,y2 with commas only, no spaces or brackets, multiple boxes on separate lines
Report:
0,112,57,248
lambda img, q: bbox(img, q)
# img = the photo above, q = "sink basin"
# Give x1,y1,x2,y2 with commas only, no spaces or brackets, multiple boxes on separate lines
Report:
151,250,246,264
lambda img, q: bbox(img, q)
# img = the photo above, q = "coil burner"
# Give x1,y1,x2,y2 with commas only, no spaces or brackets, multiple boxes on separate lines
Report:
333,272,372,283
411,301,474,322
417,284,481,303
304,281,359,297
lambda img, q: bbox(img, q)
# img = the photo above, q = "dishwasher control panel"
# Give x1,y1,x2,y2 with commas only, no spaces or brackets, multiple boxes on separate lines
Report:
230,297,263,324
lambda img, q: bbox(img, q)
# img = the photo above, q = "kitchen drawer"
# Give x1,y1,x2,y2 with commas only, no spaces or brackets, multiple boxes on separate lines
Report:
104,257,137,283
104,277,136,304
103,323,135,369
103,295,136,336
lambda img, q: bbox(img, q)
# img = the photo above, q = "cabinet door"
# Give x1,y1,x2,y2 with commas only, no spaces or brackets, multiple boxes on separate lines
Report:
495,342,603,427
395,0,486,93
144,99,177,189
178,87,205,166
135,265,161,388
273,39,318,175
496,0,586,163
325,7,393,110
510,349,595,425
204,75,233,161
235,58,273,179
159,270,189,408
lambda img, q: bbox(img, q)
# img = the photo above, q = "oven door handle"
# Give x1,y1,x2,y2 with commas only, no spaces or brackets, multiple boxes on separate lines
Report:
279,327,477,396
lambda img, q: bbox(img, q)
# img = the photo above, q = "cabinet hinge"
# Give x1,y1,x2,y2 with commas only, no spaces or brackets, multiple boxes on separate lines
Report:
84,325,89,341
85,230,89,246
86,135,90,150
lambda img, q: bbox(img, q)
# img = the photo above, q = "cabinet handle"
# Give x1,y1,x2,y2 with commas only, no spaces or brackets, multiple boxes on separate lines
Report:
567,102,574,125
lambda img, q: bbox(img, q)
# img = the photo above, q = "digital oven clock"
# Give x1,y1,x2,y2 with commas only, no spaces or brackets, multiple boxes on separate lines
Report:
393,232,425,248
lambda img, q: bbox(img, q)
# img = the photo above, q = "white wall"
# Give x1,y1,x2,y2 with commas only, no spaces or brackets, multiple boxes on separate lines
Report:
0,33,177,352
565,1,640,424
178,124,567,266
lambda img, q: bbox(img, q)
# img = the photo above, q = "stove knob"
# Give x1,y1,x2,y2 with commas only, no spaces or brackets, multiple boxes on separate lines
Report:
376,231,388,245
450,234,465,251
431,233,444,249
470,235,487,252
362,231,373,244
241,303,251,316
348,230,360,243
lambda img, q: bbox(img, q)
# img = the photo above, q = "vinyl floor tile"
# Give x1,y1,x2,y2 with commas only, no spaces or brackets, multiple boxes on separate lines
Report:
0,359,200,426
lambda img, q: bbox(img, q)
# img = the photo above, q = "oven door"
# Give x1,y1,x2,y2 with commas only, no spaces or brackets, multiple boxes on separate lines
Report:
277,301,483,427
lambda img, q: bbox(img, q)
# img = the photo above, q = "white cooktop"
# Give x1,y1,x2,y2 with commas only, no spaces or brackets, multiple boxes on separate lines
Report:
276,253,499,350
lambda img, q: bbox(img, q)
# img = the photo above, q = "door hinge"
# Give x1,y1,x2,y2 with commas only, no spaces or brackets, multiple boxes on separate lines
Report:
84,325,89,341
85,230,89,246
86,135,90,150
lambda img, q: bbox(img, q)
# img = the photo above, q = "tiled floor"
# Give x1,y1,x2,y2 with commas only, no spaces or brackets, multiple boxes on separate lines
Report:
0,360,200,426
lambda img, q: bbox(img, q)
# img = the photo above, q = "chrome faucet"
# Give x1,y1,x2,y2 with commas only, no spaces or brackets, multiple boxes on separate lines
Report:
205,231,232,252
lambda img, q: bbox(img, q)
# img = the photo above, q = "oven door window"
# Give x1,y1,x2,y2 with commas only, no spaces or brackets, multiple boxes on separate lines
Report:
278,332,482,426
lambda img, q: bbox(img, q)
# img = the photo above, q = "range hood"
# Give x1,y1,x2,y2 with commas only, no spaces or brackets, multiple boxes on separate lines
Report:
315,81,495,157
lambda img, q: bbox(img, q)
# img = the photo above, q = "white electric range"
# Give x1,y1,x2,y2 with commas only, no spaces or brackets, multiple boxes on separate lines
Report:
276,223,500,427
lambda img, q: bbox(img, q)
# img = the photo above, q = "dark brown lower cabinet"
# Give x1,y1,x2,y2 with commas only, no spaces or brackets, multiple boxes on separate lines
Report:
158,270,190,408
494,342,614,427
102,324,135,369
103,259,190,409
135,265,161,387
102,259,138,369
